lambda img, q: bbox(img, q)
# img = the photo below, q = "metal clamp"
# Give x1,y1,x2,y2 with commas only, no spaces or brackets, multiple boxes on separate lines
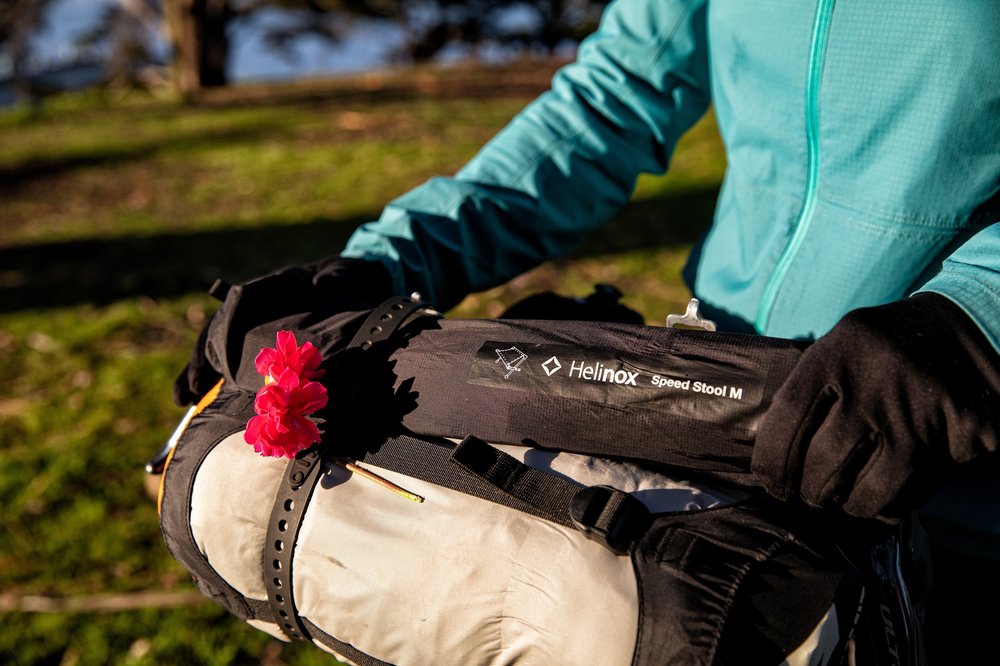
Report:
666,298,717,332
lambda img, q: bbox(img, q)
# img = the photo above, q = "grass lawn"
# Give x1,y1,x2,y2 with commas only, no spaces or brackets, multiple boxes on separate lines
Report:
0,62,725,665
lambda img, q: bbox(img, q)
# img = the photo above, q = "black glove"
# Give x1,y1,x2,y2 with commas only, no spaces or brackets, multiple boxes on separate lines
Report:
172,257,393,406
752,293,1000,522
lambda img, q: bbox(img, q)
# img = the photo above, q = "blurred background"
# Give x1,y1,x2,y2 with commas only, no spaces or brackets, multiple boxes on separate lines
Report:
0,1,724,663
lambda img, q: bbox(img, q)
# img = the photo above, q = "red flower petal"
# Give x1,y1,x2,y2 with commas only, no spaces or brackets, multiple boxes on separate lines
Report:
295,341,325,380
290,379,328,415
274,367,301,392
244,414,267,445
246,331,329,458
254,330,326,382
286,413,321,445
254,347,281,378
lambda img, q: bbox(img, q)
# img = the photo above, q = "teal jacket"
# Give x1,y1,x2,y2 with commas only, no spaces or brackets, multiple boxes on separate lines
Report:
344,0,1000,551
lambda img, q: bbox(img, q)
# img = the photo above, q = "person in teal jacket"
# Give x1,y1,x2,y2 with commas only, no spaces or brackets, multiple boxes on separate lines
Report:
344,0,1000,342
349,0,1000,656
175,0,998,659
341,0,1000,535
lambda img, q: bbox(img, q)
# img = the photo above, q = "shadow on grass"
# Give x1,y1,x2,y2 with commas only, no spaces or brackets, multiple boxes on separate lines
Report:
0,68,557,194
0,185,718,313
579,184,718,256
0,216,364,312
189,63,560,110
0,122,291,193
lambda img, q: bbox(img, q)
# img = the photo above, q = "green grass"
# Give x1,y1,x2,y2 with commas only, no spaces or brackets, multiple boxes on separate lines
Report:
0,62,725,665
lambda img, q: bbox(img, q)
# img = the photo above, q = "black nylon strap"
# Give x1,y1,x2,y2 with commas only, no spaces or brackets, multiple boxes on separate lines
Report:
449,435,581,526
263,296,433,641
450,435,650,554
569,485,652,555
356,433,585,526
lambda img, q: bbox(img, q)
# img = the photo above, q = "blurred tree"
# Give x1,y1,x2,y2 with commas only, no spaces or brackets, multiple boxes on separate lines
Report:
2,0,608,100
256,0,610,64
395,0,608,63
0,0,55,102
255,0,370,64
165,0,234,94
77,0,167,89
162,0,609,95
163,0,358,95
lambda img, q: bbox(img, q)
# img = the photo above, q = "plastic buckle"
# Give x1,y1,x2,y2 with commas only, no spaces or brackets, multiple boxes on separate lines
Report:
570,485,651,555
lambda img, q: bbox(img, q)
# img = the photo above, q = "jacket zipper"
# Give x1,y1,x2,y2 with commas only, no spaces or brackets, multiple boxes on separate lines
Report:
754,0,836,333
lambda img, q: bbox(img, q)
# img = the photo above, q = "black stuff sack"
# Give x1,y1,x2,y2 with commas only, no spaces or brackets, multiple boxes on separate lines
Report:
155,292,920,665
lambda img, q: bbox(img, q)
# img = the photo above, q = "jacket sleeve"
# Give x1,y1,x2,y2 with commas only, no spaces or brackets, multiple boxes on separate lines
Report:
341,0,711,310
916,220,1000,353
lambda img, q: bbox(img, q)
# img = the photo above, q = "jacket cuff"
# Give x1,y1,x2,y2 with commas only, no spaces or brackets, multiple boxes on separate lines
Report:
915,268,1000,355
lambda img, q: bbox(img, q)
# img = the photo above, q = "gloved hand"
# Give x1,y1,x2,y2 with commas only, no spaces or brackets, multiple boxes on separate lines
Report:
173,257,393,406
752,293,1000,522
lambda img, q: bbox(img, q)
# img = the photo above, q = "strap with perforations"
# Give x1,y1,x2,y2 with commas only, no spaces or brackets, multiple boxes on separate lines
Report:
263,295,434,641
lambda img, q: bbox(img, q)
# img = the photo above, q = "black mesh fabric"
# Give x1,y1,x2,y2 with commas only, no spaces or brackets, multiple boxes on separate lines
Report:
631,504,860,666
385,318,806,487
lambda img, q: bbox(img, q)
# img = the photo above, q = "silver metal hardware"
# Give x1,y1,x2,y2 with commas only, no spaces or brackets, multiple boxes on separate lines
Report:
666,298,717,332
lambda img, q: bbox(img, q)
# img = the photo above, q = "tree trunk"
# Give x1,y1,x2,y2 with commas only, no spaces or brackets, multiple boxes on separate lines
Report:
10,39,36,106
1,0,51,106
198,0,231,87
165,0,231,96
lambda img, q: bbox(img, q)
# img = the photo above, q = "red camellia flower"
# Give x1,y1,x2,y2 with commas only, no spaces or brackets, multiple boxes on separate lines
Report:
254,330,325,382
245,333,329,459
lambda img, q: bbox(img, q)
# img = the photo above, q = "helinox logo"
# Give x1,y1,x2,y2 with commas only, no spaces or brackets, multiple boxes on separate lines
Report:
541,356,562,376
568,360,639,386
